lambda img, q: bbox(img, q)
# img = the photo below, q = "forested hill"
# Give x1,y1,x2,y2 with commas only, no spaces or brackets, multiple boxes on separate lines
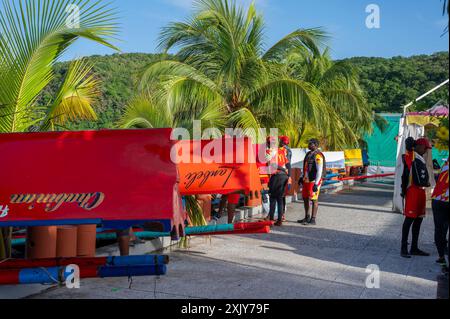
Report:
43,51,449,129
342,52,449,113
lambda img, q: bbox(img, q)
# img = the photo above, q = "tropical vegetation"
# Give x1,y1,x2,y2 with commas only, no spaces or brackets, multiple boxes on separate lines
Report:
118,0,377,150
38,51,449,132
0,0,119,258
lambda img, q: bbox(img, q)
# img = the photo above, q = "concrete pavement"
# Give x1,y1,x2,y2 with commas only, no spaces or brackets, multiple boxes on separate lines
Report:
26,184,447,299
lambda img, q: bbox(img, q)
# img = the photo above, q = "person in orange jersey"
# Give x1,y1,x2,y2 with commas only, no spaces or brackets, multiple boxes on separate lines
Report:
432,159,449,272
400,137,432,258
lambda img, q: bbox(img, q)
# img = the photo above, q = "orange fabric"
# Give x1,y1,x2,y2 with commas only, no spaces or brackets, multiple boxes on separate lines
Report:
277,148,288,168
432,161,449,203
178,138,262,197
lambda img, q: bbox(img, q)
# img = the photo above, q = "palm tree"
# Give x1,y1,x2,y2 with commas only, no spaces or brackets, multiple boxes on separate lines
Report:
122,0,329,141
279,48,377,149
0,0,119,259
121,0,374,151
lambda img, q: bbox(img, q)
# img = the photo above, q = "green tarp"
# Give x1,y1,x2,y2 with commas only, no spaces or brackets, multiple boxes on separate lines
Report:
364,114,449,168
365,114,401,167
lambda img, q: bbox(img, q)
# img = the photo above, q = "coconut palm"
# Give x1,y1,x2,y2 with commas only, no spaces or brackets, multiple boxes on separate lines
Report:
0,0,119,259
122,0,329,142
279,48,377,149
122,0,374,151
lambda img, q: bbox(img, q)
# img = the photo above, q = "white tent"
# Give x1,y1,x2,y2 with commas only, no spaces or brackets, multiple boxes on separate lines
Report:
392,80,449,212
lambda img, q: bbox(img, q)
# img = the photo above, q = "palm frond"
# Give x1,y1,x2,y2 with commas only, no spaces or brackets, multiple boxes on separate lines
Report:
262,28,328,61
0,0,119,133
249,78,328,130
117,94,173,129
40,59,100,131
229,107,264,143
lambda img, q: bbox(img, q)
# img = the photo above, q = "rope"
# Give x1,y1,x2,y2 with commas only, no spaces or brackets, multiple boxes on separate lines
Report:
39,267,62,286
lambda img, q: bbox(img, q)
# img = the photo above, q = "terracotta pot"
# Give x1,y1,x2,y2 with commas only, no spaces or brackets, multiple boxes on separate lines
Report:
56,226,78,258
26,226,57,259
77,225,97,257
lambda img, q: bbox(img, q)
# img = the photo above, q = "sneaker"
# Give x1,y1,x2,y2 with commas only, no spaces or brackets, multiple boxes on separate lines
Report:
274,221,283,227
401,247,412,259
436,257,447,265
410,249,430,257
309,218,316,226
401,252,412,258
297,216,311,224
442,265,449,275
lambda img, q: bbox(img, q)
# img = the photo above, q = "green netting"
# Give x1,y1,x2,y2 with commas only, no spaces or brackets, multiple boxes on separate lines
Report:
364,114,449,168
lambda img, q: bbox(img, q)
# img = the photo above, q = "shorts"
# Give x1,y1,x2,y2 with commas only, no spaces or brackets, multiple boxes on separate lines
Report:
404,185,426,219
302,181,322,201
228,194,241,205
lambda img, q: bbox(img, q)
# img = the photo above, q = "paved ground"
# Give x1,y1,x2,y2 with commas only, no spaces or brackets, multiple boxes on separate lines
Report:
28,184,447,299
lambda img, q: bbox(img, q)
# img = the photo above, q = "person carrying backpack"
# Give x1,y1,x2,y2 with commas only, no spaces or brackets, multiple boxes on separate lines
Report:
401,137,432,258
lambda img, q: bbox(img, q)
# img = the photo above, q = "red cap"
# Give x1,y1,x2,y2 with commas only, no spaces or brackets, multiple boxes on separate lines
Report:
280,136,290,145
415,138,432,149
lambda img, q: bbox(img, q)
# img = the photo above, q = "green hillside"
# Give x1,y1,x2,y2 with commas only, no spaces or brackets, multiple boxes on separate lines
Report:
343,52,449,113
41,51,449,129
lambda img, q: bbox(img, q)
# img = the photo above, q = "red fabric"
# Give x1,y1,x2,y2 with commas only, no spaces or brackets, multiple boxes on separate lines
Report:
0,129,185,234
280,136,290,145
415,138,432,149
302,181,322,201
227,194,241,205
277,148,288,167
404,185,427,218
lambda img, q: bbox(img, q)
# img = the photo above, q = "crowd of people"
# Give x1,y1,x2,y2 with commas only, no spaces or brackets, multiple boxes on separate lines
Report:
261,134,449,273
115,135,449,276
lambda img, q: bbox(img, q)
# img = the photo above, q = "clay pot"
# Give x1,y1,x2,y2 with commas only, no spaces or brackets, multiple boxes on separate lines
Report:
26,226,57,259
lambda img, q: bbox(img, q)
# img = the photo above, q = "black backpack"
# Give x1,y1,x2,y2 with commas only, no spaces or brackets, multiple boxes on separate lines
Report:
412,158,430,188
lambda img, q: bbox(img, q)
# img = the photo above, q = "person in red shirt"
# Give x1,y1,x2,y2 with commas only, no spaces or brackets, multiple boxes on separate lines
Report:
400,137,432,258
432,160,449,271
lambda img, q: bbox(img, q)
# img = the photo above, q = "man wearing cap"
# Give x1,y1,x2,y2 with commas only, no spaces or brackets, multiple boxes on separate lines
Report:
280,136,293,219
400,137,433,258
298,139,326,226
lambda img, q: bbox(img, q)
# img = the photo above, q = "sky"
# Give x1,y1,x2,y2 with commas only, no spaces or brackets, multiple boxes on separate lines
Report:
55,0,450,60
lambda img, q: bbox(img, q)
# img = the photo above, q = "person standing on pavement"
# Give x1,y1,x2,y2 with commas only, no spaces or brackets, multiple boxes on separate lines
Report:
268,167,290,226
432,160,449,273
400,137,433,258
298,139,326,226
280,136,293,219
